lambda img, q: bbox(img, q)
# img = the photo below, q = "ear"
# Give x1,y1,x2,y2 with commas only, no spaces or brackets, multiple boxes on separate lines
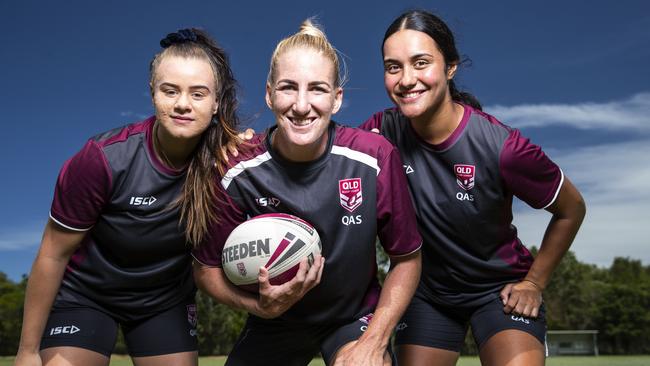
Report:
265,83,273,109
447,63,458,80
331,87,344,114
213,100,219,115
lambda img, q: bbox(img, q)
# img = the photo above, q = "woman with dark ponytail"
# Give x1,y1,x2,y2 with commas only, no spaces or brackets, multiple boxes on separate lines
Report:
15,28,239,366
360,10,586,366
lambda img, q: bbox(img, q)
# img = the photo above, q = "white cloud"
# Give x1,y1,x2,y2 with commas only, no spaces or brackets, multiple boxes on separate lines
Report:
486,93,650,131
0,222,44,251
512,139,650,267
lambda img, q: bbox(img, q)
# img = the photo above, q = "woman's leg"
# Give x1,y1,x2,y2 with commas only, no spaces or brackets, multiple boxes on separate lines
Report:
396,344,459,366
479,330,544,366
41,347,110,366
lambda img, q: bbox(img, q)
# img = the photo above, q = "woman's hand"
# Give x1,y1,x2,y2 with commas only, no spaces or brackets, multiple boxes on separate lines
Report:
332,340,391,366
500,280,543,318
221,128,255,161
254,255,324,318
13,350,42,366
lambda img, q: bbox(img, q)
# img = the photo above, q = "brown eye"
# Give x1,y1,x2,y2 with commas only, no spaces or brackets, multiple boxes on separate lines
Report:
414,60,429,69
385,64,401,74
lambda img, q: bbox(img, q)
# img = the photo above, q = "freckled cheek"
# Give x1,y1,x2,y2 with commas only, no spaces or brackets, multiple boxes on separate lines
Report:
271,98,294,115
153,99,174,115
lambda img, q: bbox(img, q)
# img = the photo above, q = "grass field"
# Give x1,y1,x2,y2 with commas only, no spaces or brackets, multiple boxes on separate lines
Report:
2,355,650,365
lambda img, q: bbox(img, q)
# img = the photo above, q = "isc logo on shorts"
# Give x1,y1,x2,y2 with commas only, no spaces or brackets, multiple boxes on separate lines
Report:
49,325,80,335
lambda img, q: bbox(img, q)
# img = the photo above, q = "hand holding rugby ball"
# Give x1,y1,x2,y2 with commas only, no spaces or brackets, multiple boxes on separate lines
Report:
222,213,321,291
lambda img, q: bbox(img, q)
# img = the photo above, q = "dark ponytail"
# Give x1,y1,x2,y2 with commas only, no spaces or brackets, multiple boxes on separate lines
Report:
383,10,482,110
151,28,240,246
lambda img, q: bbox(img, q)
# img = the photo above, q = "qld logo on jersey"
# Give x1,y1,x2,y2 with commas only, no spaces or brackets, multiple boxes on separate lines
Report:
454,164,475,190
339,178,363,212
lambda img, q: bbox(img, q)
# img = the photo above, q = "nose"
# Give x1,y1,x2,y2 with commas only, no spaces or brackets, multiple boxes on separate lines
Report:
174,92,192,112
292,89,311,116
399,66,417,89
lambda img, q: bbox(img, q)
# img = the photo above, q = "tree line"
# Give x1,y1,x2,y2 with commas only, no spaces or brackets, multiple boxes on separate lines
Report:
1,249,649,355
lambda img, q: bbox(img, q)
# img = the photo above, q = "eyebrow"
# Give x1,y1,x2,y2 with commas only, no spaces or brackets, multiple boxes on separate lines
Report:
276,79,332,88
384,52,434,63
159,82,212,92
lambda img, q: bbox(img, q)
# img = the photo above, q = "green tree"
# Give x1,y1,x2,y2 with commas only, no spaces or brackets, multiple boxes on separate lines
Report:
542,249,603,330
592,258,650,354
196,291,247,355
0,272,27,355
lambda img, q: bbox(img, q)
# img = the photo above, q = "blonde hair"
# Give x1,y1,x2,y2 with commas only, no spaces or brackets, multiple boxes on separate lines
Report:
268,18,347,88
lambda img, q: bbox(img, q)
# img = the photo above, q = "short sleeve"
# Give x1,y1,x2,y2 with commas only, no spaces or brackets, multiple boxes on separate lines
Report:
500,129,563,209
192,188,246,267
50,140,112,231
376,146,422,256
358,111,384,131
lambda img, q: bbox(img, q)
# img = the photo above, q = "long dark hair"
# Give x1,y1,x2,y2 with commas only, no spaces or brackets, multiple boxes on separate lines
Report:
150,28,240,246
383,10,482,110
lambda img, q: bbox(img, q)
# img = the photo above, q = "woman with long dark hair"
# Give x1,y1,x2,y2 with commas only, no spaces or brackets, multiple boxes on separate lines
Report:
360,10,586,366
15,28,240,366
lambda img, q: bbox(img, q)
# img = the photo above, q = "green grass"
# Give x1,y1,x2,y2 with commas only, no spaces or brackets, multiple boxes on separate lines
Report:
456,356,650,366
2,355,649,365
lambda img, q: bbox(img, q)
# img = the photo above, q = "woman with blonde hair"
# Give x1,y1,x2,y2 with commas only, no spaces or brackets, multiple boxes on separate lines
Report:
193,19,422,366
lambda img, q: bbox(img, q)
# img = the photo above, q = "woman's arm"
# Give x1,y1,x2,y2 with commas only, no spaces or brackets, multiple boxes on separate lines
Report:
501,177,586,317
193,255,324,319
333,250,421,366
14,220,86,365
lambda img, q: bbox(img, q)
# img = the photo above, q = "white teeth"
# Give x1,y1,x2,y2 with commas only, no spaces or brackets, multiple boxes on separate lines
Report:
290,118,313,126
402,92,421,98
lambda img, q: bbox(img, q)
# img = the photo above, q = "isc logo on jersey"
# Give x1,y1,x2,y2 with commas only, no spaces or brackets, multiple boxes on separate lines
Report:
49,325,80,335
339,178,363,226
129,196,157,206
454,164,475,202
255,197,281,207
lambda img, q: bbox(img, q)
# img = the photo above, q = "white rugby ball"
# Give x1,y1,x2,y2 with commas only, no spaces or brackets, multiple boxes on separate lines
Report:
222,213,321,291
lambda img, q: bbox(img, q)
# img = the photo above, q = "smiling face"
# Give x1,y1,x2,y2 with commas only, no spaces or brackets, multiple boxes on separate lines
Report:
266,47,342,162
383,29,457,123
152,55,219,146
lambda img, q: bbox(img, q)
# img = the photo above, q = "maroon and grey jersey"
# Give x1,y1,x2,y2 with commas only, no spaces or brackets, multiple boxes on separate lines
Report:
50,117,195,321
360,105,563,306
193,123,421,324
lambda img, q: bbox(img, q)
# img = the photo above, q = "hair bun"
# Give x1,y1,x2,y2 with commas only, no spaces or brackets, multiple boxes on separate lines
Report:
160,28,198,48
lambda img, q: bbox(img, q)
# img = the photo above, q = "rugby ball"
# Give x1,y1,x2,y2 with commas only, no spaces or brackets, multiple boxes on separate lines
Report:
222,213,321,291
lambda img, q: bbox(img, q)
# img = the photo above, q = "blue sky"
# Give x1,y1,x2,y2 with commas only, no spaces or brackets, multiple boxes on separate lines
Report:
1,0,649,281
